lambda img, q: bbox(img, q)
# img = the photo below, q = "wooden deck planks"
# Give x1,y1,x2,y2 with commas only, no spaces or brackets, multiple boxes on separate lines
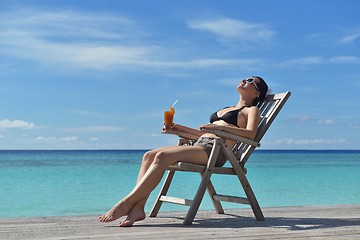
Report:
1,205,360,240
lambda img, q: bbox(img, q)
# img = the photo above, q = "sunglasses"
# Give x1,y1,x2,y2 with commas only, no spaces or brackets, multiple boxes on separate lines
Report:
245,77,260,92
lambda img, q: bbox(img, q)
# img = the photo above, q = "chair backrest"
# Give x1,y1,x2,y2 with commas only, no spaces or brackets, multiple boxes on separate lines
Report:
233,91,291,166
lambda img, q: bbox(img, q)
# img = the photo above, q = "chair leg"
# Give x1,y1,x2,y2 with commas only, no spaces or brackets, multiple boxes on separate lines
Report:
183,139,221,225
223,146,265,221
237,173,264,221
183,169,213,225
204,174,224,214
233,167,264,221
149,170,175,217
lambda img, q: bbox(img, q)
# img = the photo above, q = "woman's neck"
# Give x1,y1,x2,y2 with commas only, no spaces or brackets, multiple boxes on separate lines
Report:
235,98,253,107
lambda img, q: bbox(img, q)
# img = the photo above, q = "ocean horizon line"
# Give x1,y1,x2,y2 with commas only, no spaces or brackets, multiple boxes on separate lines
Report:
0,149,359,152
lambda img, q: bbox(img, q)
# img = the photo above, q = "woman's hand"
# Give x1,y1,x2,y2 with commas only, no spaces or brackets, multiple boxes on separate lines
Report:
162,123,171,133
200,123,222,131
162,123,182,133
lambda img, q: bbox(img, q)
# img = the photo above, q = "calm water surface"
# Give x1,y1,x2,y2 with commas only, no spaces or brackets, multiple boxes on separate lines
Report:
0,150,359,218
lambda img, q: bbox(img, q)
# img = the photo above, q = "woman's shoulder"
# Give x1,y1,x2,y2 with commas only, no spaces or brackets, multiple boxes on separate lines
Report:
243,106,260,115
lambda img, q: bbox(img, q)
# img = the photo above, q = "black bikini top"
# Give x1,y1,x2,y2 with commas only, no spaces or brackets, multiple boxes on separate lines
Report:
210,106,247,127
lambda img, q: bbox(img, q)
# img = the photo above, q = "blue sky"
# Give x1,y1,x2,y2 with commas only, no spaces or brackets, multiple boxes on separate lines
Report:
0,0,359,150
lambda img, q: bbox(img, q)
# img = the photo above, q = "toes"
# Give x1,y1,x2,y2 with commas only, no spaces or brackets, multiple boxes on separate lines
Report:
119,219,133,227
98,215,111,222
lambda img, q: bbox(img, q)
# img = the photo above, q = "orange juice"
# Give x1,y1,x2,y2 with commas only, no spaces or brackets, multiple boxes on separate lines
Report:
164,106,175,126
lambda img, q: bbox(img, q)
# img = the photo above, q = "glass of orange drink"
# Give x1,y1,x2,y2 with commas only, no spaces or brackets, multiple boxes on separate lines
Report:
164,106,175,126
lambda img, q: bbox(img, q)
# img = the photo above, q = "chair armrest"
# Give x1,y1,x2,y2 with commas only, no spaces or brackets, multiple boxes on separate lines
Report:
202,129,260,147
162,129,199,140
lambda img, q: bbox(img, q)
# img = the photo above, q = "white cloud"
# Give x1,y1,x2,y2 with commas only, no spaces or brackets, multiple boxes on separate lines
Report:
59,125,125,133
277,57,324,68
144,58,263,69
297,115,311,122
305,29,360,46
274,138,347,146
90,137,99,141
0,8,155,70
0,119,35,129
0,9,138,41
69,110,110,117
293,115,335,125
188,18,274,44
0,9,270,71
35,136,79,143
1,34,152,70
338,33,360,45
329,56,360,64
276,55,360,68
317,119,335,125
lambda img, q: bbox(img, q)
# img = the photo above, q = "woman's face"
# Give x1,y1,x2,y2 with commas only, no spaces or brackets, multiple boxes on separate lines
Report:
237,77,261,94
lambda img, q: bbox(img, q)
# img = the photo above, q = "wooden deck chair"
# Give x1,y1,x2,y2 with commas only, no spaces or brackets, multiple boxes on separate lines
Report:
149,91,291,225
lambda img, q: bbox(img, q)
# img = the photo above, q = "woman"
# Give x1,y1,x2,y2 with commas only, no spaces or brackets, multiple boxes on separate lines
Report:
98,76,269,227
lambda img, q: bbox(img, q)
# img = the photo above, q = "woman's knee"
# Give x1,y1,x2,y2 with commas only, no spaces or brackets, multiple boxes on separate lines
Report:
153,151,172,168
142,150,157,164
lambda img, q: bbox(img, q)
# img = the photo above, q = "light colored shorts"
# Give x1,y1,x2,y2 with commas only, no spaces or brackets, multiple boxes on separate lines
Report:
193,137,227,167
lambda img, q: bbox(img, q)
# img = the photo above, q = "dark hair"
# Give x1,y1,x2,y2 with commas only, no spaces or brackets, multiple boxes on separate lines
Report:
252,76,268,106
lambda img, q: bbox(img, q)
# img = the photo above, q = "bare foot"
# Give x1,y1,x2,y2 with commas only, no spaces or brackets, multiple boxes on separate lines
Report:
119,205,146,227
98,201,131,223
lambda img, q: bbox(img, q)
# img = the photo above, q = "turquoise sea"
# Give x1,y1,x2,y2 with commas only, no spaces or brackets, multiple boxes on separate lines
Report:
1,150,359,218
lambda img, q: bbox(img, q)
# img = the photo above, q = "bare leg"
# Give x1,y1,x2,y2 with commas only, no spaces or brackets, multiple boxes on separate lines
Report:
99,148,160,223
99,146,208,224
99,146,178,223
118,149,161,226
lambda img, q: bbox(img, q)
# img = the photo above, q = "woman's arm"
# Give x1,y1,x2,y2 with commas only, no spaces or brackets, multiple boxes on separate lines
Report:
200,107,261,140
165,123,204,137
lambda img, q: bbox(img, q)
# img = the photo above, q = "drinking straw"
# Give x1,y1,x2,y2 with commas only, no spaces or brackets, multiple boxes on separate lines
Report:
172,100,179,107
